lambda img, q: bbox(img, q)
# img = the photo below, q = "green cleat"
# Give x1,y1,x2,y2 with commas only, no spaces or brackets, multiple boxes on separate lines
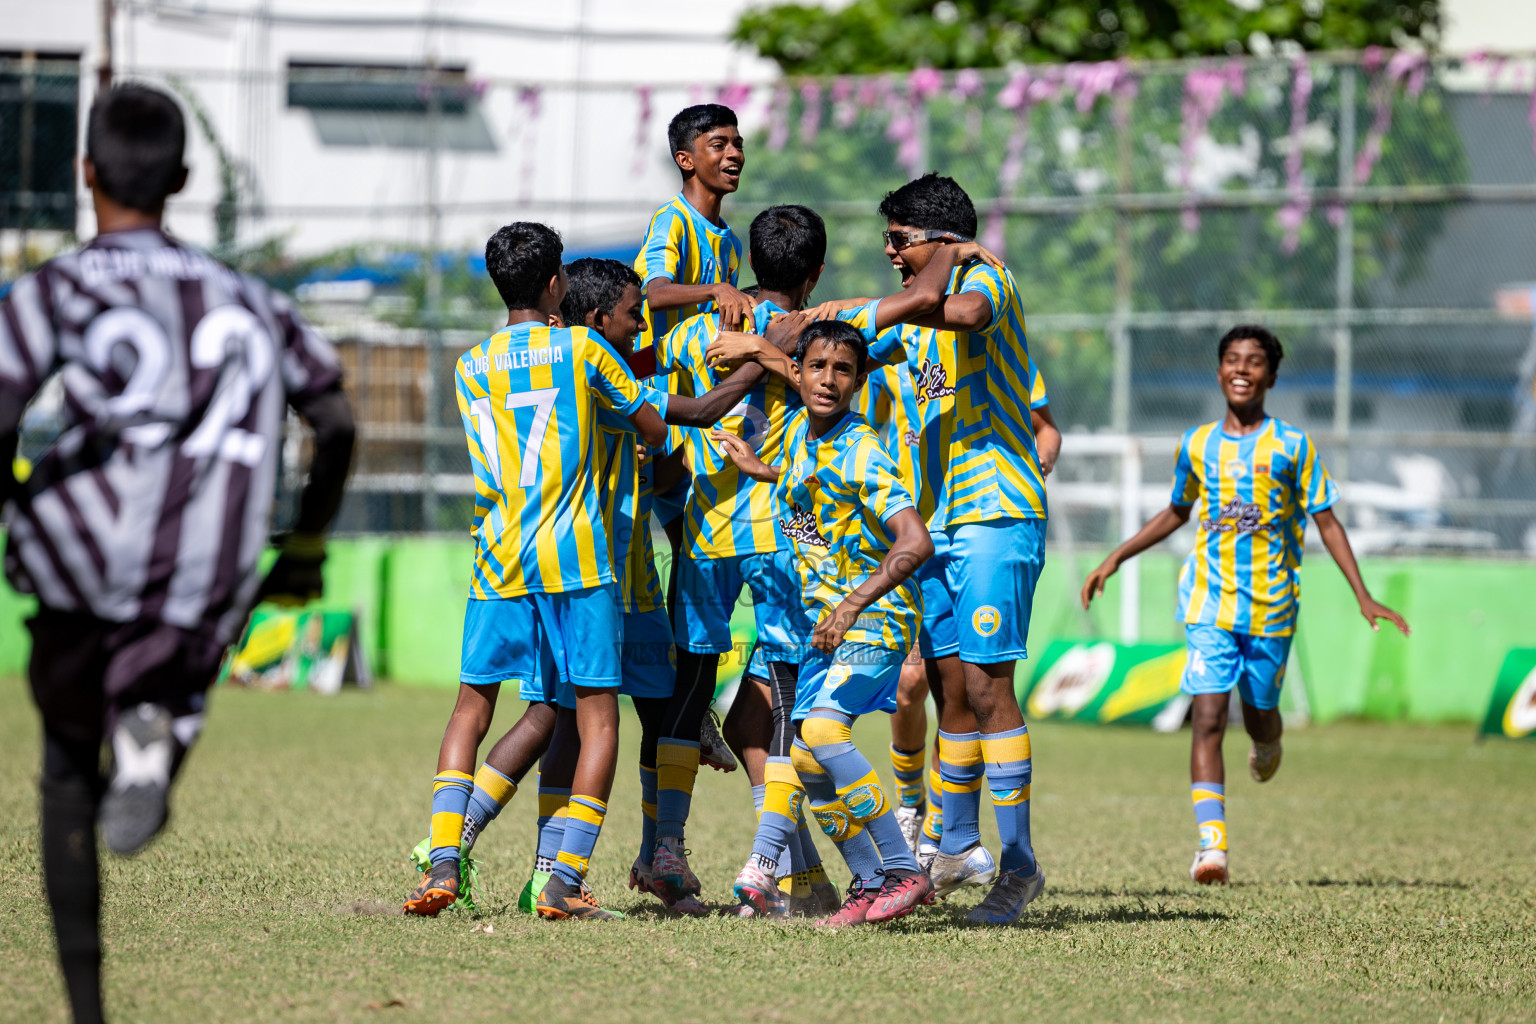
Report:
410,836,479,913
518,869,554,914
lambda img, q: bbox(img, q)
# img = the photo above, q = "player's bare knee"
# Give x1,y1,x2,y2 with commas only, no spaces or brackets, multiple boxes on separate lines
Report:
1190,695,1229,743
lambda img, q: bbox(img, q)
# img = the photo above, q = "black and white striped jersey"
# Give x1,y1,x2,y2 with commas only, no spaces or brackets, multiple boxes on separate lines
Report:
0,227,342,643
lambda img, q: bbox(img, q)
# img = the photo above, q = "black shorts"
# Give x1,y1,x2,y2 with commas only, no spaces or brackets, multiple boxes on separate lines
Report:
28,608,225,747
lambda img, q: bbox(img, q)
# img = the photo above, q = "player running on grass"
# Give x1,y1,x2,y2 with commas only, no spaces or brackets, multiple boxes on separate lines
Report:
434,258,770,917
716,320,936,926
1,84,355,1024
1081,325,1409,885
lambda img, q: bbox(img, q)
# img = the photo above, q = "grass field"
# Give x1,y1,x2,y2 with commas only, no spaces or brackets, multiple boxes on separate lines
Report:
2,676,1533,1023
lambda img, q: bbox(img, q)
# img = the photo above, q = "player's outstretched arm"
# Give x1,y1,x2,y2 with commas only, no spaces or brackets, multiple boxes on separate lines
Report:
257,384,357,606
628,403,668,448
1081,503,1193,610
1313,507,1411,635
815,506,934,653
665,360,767,427
646,278,756,331
873,240,1005,332
706,309,809,384
1032,403,1061,477
706,331,798,383
711,430,779,483
803,296,875,321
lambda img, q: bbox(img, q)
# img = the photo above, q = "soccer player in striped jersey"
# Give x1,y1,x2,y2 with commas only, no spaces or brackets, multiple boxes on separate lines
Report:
441,258,768,917
403,223,670,921
1,85,355,1023
870,359,1062,863
707,178,1054,922
1082,326,1408,885
715,320,936,926
634,104,753,352
645,204,826,902
636,105,754,682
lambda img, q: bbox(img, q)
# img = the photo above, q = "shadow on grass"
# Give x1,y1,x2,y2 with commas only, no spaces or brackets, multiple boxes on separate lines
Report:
879,899,1232,934
1303,877,1470,890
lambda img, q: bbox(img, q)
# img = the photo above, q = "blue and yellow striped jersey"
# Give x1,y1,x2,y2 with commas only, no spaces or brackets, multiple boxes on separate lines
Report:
779,409,922,651
869,262,1047,529
1171,417,1339,637
659,299,804,560
455,323,644,599
634,192,744,350
856,362,924,514
596,389,669,614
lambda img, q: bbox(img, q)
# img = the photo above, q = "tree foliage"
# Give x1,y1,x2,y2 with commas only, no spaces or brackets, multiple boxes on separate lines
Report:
733,0,1442,75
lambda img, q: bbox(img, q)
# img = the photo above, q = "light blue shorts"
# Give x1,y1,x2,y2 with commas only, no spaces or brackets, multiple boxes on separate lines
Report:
1182,624,1292,711
620,608,676,701
745,642,769,681
460,586,621,701
917,518,1045,663
673,548,811,660
793,642,908,722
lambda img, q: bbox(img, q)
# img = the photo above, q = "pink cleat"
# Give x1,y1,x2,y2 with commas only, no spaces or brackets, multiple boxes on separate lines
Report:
865,870,934,923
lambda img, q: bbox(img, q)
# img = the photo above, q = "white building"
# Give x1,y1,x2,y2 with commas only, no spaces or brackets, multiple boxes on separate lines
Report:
3,1,779,257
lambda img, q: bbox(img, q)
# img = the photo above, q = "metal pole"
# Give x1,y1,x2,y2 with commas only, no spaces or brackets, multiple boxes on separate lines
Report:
1332,65,1357,509
98,0,114,91
18,51,36,271
1119,435,1142,644
1110,91,1134,433
422,60,443,532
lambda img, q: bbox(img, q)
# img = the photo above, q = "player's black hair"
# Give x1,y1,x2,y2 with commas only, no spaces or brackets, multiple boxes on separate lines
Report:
1218,324,1284,374
749,205,826,294
876,172,978,240
667,104,738,160
561,257,641,327
795,319,868,377
485,222,564,310
85,84,187,212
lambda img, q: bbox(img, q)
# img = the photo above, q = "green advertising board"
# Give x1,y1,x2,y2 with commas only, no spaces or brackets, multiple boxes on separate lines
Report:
219,607,370,693
1479,649,1536,739
1019,640,1191,730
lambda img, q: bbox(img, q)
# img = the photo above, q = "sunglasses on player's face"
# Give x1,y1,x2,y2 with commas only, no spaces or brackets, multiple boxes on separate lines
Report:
882,228,970,252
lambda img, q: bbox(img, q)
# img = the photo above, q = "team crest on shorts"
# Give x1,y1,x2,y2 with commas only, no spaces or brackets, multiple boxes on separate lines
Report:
972,605,1002,637
827,663,853,689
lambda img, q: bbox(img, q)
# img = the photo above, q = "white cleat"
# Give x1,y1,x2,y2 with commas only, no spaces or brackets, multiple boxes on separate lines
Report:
894,802,924,855
929,843,999,898
1249,740,1282,783
917,839,940,873
1190,848,1229,885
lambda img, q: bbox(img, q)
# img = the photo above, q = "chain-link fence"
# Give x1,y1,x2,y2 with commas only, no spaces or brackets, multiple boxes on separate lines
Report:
6,53,1536,552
